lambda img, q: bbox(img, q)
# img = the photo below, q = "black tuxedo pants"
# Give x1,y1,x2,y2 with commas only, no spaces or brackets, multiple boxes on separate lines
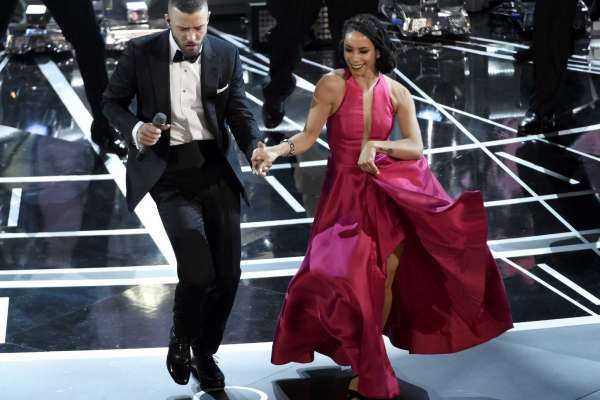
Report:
1,0,109,127
263,0,378,102
530,0,578,116
151,143,241,355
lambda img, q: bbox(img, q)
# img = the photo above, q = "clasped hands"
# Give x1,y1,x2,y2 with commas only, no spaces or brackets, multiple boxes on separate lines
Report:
251,141,278,176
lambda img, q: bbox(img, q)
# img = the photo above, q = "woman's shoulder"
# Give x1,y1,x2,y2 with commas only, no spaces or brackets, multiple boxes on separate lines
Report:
314,69,347,98
383,75,412,110
383,75,410,98
320,69,347,86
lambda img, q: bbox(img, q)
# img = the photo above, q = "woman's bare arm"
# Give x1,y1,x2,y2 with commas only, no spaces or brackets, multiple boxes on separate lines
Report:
251,72,344,175
267,72,343,157
370,79,424,160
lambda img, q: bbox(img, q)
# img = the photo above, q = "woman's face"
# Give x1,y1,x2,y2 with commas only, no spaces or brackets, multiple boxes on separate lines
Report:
343,30,379,77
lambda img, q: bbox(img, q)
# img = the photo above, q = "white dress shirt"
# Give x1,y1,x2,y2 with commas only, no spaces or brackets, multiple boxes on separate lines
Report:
132,31,214,148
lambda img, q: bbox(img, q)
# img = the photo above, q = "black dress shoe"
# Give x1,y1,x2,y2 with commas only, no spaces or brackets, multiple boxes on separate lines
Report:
513,47,533,63
518,111,556,136
166,328,192,385
191,350,225,391
91,120,128,158
262,98,286,129
262,77,296,129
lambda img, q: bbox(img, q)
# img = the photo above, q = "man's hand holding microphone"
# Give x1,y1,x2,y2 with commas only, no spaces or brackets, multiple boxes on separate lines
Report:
136,112,170,160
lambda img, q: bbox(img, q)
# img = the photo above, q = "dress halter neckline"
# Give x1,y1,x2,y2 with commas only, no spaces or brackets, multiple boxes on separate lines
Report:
344,68,382,89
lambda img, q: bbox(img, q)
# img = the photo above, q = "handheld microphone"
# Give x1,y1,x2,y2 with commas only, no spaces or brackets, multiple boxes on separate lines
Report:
136,112,167,161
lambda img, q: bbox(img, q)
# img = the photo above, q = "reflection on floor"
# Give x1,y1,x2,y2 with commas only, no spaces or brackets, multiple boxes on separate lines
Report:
0,8,599,400
1,322,600,400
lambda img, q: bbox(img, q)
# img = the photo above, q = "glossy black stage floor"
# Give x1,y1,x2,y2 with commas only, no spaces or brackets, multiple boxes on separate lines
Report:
0,11,599,400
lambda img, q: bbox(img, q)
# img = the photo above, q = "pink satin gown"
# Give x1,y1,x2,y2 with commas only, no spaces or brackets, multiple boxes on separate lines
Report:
271,71,513,399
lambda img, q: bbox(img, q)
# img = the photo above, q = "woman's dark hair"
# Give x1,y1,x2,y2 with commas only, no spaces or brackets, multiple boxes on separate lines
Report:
338,14,396,74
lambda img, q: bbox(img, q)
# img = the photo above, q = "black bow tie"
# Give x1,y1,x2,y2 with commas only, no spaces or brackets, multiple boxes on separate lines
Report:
173,50,199,63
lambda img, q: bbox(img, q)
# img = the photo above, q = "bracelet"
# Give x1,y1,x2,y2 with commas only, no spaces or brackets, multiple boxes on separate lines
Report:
282,138,295,157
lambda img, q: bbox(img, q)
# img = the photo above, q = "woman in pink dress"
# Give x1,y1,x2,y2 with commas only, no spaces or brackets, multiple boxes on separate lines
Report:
251,14,513,400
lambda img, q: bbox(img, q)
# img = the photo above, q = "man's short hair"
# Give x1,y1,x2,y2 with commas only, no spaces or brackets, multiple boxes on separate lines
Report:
168,0,208,13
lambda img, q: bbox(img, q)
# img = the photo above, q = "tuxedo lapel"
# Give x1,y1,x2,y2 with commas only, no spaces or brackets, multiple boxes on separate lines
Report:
201,36,223,149
150,30,171,129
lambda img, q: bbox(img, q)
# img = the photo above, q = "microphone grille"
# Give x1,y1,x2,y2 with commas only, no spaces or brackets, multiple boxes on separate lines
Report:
153,112,167,125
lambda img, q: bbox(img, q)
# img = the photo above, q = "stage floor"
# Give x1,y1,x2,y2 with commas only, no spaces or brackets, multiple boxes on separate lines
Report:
0,10,599,400
1,321,600,399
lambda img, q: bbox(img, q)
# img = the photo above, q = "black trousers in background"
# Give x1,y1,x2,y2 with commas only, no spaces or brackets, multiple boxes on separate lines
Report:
263,0,378,102
1,0,110,129
151,141,242,355
530,0,578,116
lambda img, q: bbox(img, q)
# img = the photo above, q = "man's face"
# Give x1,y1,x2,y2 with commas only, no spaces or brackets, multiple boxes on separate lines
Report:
166,6,210,57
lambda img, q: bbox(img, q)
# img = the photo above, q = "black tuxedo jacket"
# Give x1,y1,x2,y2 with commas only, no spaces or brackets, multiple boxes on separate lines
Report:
102,30,260,211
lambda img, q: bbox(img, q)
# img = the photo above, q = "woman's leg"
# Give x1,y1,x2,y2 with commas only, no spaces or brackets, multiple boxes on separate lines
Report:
382,243,404,328
348,243,405,395
348,374,360,393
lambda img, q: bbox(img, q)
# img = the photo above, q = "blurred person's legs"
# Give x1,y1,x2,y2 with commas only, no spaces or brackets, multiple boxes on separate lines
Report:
262,0,378,128
584,0,600,20
43,0,127,156
514,2,582,63
513,46,533,63
262,0,322,128
0,0,19,49
519,0,578,135
592,0,600,20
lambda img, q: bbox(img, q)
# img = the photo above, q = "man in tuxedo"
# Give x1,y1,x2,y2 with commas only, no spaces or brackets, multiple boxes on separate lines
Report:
102,0,260,389
0,0,128,157
518,0,578,134
262,0,378,128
